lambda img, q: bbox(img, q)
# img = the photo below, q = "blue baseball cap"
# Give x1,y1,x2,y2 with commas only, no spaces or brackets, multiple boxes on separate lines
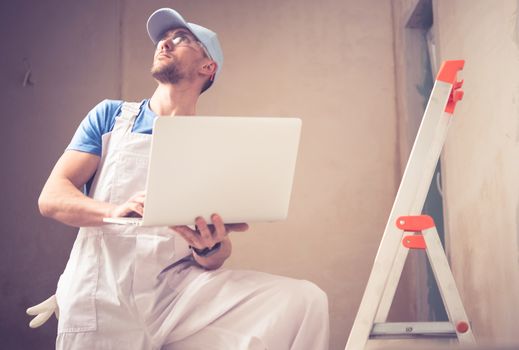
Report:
147,8,224,88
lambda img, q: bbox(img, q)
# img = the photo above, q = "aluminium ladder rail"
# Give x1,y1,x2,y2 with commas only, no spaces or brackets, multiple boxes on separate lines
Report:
345,60,475,349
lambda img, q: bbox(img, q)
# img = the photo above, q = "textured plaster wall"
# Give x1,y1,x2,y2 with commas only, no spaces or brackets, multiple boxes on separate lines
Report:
0,1,121,349
434,0,519,345
122,1,399,349
0,1,400,349
390,0,432,323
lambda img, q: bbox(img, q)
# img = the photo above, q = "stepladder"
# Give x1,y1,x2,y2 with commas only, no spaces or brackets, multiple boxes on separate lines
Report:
345,60,476,349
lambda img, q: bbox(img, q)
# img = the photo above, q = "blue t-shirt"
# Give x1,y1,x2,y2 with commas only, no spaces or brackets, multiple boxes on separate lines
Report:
67,99,156,155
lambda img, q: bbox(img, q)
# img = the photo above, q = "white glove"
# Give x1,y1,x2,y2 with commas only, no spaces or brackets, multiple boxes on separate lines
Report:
26,294,59,328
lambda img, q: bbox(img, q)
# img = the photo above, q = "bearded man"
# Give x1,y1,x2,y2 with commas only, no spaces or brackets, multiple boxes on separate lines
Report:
34,8,329,350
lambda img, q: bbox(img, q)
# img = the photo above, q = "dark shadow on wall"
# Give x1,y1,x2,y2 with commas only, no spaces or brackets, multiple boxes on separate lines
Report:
387,0,448,323
0,1,122,348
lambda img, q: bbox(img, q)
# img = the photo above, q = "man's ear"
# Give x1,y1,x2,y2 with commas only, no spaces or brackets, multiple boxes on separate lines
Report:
200,61,217,77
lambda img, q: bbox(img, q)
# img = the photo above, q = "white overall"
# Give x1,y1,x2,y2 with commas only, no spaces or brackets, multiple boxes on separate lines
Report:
55,102,329,350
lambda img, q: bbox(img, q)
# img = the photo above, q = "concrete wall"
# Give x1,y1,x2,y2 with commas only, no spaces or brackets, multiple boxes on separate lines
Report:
0,1,401,349
123,2,401,349
433,0,519,345
386,1,519,347
390,0,433,322
0,1,121,348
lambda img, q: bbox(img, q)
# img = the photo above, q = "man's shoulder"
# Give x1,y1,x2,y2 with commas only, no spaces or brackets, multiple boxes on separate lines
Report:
85,99,150,135
93,99,148,117
88,99,143,129
73,99,121,138
92,99,124,117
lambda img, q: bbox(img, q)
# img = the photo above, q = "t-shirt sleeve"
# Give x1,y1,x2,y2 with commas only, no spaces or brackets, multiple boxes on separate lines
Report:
66,99,123,156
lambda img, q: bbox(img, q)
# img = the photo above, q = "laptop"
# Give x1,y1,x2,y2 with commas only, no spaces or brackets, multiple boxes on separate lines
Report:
103,116,302,226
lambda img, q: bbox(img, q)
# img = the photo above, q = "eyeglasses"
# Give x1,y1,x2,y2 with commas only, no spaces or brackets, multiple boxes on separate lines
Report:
157,33,212,60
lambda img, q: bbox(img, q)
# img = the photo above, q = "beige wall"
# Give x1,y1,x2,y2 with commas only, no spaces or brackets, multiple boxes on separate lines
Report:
387,0,519,347
1,1,401,349
122,1,399,349
390,0,433,322
433,0,519,345
8,0,519,349
0,0,122,348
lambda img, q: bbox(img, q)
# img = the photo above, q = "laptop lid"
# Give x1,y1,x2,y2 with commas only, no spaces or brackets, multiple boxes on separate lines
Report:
140,116,301,226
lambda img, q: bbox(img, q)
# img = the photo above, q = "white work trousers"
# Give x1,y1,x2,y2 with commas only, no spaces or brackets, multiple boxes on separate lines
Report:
57,262,329,349
55,102,329,349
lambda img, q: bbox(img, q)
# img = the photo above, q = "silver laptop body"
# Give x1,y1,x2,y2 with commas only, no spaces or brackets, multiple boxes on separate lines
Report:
103,116,301,227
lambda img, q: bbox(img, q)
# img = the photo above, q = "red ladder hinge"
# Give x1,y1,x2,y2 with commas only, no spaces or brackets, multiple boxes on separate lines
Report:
403,235,426,249
436,60,465,114
396,215,435,232
445,81,464,114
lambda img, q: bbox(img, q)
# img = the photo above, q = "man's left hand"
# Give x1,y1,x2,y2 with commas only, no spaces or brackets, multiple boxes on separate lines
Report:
170,214,248,269
171,214,248,250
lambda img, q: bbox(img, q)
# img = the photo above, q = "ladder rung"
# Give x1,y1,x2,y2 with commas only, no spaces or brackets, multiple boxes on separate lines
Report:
370,322,456,338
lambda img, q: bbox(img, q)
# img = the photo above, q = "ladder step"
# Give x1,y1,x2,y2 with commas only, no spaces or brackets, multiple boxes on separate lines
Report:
371,322,456,338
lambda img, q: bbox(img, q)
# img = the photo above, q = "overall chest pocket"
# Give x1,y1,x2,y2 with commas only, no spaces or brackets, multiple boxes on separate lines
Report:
111,152,149,204
56,233,100,333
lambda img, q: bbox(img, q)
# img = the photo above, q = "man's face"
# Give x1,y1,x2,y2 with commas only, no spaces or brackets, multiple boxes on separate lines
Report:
150,28,209,85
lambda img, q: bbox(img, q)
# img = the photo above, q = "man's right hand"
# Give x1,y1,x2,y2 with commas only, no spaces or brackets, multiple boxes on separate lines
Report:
109,191,146,218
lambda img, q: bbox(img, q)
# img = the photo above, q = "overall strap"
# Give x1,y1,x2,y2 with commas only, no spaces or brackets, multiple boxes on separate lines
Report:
119,102,141,121
112,101,143,136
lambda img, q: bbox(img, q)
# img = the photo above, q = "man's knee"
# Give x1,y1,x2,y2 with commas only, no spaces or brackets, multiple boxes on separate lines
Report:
298,280,328,311
277,278,329,316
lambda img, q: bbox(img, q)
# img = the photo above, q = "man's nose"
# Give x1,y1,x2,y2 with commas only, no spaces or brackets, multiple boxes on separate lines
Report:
158,39,172,52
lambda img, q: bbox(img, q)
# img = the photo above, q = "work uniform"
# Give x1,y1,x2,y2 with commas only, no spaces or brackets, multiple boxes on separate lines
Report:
55,102,329,349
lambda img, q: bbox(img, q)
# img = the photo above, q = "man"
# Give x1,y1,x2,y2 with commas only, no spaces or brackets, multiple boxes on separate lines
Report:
35,8,329,349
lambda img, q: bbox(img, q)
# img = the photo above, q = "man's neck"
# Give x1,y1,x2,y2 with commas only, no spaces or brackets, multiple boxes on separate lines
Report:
149,82,199,116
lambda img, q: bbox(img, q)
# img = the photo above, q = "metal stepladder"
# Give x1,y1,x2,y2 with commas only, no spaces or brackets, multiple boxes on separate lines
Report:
345,60,476,349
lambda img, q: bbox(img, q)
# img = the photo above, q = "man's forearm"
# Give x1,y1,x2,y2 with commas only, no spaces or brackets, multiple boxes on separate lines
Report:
192,236,232,270
39,177,114,227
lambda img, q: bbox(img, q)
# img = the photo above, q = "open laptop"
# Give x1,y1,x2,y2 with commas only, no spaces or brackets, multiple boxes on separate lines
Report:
103,116,302,226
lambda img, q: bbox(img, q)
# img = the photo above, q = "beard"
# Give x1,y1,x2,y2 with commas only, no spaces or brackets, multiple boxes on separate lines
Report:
151,59,186,84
